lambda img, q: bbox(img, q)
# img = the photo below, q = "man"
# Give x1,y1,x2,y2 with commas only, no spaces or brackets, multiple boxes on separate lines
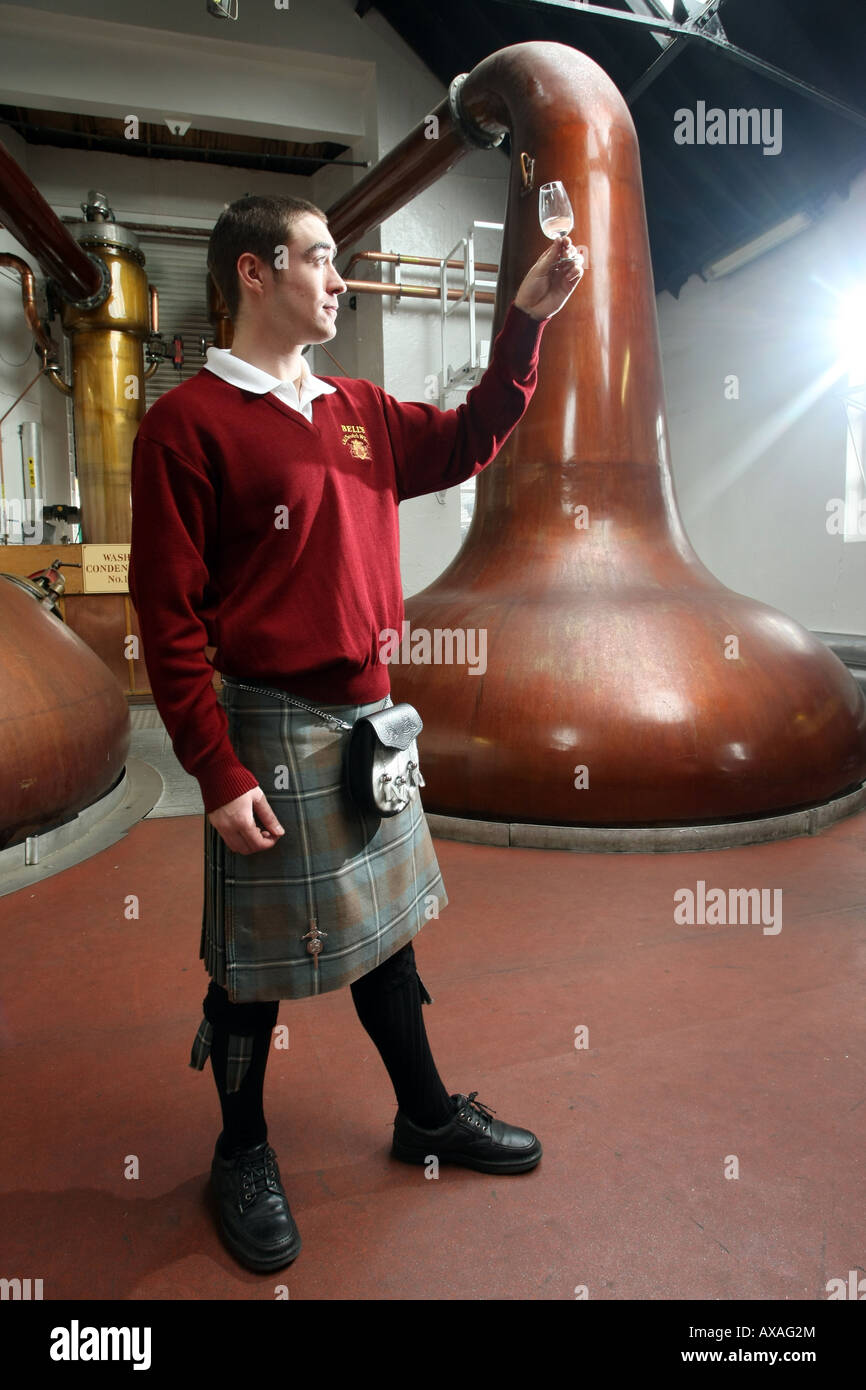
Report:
128,193,582,1274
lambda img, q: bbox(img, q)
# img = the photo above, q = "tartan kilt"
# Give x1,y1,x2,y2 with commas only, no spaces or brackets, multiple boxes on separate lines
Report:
199,675,448,1002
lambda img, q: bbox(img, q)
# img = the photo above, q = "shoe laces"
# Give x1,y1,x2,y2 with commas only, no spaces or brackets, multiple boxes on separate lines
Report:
238,1146,281,1206
458,1091,496,1130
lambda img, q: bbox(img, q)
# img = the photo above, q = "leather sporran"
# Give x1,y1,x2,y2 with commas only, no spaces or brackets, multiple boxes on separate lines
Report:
346,702,425,817
229,681,424,818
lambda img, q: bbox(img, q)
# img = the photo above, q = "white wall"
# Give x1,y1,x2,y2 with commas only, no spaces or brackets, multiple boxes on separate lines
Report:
657,168,866,636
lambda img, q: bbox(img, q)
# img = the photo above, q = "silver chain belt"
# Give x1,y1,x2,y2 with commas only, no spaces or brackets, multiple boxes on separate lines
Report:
223,677,386,733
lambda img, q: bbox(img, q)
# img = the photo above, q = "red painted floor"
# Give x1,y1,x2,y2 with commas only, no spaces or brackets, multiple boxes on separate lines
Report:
1,809,864,1301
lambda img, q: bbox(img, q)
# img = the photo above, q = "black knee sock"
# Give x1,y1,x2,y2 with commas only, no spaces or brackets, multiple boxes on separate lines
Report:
350,942,453,1129
203,982,279,1157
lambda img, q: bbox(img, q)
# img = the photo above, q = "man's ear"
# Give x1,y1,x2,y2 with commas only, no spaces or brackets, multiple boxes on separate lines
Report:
237,251,268,298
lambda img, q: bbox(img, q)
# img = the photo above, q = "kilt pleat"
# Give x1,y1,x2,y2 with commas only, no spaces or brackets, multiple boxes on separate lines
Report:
199,676,448,1002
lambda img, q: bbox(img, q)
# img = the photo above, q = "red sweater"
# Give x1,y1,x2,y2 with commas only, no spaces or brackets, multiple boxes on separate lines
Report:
128,302,546,814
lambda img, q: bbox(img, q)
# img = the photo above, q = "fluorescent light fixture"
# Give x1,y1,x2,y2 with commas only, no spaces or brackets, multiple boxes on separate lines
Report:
703,211,813,280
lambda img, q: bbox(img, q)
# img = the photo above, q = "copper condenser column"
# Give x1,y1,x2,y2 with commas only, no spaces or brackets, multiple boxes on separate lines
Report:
60,192,150,542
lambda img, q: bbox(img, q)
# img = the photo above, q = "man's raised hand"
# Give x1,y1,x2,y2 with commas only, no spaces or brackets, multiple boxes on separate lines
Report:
513,236,584,322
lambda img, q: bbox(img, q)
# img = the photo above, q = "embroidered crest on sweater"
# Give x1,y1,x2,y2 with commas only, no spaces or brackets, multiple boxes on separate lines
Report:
341,423,372,461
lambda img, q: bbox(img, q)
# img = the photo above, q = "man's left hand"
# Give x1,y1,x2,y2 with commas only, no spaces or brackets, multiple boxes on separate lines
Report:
513,236,584,321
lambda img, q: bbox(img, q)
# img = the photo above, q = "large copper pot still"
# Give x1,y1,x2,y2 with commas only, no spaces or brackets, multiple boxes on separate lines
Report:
327,42,866,825
0,574,130,851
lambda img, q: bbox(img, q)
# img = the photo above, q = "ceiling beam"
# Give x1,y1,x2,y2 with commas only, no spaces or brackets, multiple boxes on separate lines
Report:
621,0,678,52
488,0,866,129
692,30,866,131
625,0,726,104
488,0,682,34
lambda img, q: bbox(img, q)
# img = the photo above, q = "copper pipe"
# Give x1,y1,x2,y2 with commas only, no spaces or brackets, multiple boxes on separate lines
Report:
327,41,866,828
342,249,499,278
344,278,495,304
0,253,51,354
315,342,351,377
328,94,482,252
141,284,161,378
0,140,103,302
0,252,72,395
43,360,72,396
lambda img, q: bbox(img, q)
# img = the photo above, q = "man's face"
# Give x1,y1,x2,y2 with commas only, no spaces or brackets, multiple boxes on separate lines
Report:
256,212,346,346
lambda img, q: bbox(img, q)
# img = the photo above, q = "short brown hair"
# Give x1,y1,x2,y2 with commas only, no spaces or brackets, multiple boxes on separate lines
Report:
207,194,328,320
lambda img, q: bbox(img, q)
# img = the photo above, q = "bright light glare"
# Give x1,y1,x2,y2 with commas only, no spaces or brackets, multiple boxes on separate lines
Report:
834,284,866,383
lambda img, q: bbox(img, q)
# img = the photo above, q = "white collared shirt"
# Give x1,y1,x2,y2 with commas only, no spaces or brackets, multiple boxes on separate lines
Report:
203,347,336,421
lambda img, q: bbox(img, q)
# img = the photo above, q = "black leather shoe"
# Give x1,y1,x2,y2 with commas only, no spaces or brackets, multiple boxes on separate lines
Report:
391,1092,542,1174
210,1140,302,1272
